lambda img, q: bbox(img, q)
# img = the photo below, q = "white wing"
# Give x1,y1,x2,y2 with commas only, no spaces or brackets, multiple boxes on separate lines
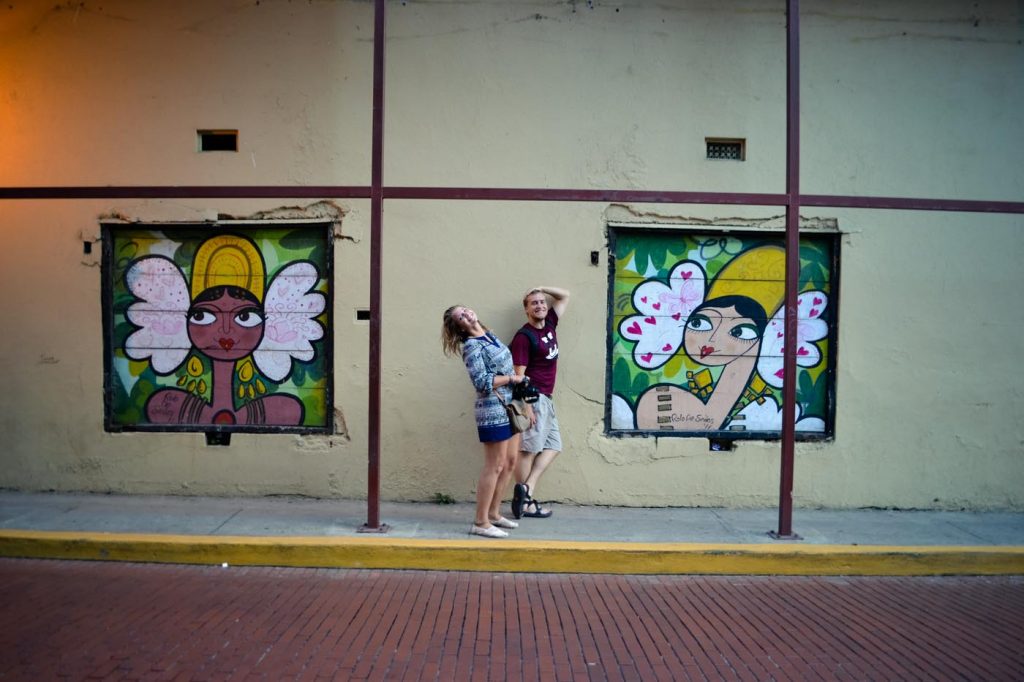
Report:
757,290,829,388
619,260,706,370
609,394,637,430
123,256,191,375
253,261,326,382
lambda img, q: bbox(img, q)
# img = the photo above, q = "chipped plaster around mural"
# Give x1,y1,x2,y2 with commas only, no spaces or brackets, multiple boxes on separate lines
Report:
603,204,839,232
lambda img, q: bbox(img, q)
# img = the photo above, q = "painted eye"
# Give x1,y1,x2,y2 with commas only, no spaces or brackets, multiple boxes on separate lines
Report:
234,310,264,328
686,314,712,332
729,323,759,340
188,311,216,326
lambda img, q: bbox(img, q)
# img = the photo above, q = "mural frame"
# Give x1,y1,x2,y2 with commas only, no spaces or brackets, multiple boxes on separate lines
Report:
101,221,335,435
604,225,840,442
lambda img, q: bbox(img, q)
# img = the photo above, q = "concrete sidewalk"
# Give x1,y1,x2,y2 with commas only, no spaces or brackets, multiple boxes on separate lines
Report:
1,491,1022,575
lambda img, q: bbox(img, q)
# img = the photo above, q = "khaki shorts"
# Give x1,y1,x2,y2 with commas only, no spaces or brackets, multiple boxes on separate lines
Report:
521,394,562,454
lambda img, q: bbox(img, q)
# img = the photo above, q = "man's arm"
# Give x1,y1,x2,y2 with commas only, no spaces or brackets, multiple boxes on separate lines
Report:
539,286,570,318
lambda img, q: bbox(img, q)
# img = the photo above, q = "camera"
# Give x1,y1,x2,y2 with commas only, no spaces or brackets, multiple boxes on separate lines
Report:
512,378,540,403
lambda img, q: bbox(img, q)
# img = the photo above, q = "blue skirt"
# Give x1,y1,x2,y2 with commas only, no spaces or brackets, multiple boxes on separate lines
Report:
478,422,513,443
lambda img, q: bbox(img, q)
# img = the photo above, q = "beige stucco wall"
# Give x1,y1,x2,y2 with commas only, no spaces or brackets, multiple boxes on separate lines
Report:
0,0,1021,509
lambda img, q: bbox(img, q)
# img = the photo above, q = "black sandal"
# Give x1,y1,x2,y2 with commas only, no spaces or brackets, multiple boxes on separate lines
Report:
512,483,528,520
522,498,553,518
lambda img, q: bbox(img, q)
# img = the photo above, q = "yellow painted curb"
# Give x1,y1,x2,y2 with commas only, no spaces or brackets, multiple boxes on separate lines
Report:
1,530,1022,575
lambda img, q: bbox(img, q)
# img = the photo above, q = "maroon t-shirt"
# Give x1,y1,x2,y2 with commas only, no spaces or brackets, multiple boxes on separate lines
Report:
510,309,559,396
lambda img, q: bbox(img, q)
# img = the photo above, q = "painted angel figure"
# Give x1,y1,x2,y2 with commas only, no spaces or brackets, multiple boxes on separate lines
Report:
123,234,325,426
615,245,829,432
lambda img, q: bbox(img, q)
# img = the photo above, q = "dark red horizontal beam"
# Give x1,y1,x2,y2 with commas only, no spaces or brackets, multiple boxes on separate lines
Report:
0,186,371,200
384,187,788,205
802,194,1024,214
0,185,785,205
1,185,1022,214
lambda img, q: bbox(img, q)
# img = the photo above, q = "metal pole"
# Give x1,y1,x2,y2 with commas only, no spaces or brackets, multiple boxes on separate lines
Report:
361,0,388,533
773,0,801,539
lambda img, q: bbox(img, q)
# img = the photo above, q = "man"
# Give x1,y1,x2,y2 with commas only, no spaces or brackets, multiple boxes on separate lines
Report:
510,286,570,519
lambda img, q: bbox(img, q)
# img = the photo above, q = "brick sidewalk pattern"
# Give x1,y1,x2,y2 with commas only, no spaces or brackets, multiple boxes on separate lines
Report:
1,559,1022,681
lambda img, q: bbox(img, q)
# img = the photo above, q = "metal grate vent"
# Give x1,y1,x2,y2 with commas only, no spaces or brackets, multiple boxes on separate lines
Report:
197,129,238,152
706,138,745,161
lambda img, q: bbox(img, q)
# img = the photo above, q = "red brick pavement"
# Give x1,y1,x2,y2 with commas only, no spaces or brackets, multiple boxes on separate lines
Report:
1,558,1022,681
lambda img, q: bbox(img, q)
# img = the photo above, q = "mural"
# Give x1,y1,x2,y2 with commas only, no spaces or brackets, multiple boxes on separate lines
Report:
609,232,835,436
106,227,331,431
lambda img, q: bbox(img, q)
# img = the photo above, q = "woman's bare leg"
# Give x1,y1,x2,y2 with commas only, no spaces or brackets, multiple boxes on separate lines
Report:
475,441,506,527
488,434,520,521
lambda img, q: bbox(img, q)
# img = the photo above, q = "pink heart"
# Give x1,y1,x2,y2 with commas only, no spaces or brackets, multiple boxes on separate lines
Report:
652,302,661,310
810,308,819,318
641,353,653,363
662,343,672,351
672,313,682,321
775,369,785,379
641,296,647,303
627,322,641,335
682,271,692,280
777,331,784,338
813,296,823,305
645,316,656,325
798,347,810,356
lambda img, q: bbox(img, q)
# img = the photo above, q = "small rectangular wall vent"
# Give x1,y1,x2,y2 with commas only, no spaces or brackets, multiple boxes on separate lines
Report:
198,129,238,152
705,138,745,161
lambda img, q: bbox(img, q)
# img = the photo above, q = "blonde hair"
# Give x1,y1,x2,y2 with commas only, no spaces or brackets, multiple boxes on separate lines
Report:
441,305,489,357
706,245,786,318
522,288,545,307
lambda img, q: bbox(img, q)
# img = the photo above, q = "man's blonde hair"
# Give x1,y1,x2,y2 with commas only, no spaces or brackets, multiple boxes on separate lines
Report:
522,288,545,307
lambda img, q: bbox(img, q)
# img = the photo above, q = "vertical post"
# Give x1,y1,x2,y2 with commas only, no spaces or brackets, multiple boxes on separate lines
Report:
361,0,388,532
775,0,801,539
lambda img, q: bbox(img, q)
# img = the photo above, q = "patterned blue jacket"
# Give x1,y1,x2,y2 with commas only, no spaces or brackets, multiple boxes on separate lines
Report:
463,332,514,427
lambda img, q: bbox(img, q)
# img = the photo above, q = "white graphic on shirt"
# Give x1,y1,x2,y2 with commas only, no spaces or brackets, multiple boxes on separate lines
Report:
541,331,559,360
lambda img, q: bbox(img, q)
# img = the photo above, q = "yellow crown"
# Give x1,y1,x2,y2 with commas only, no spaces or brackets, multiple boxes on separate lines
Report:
706,245,786,317
190,234,265,302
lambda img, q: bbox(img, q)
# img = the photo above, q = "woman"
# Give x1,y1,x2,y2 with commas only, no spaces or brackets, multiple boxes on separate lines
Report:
442,305,527,538
634,245,785,430
124,233,324,426
636,295,769,430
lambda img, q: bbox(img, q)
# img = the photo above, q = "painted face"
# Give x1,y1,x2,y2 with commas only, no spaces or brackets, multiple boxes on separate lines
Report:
450,306,479,333
187,291,265,361
525,293,548,323
683,305,761,366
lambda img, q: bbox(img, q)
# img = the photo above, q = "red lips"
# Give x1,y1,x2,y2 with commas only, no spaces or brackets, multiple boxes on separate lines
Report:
700,345,715,358
218,338,235,350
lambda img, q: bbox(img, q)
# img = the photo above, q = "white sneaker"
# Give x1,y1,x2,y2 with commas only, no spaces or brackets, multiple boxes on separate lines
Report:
490,516,519,529
470,524,508,538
